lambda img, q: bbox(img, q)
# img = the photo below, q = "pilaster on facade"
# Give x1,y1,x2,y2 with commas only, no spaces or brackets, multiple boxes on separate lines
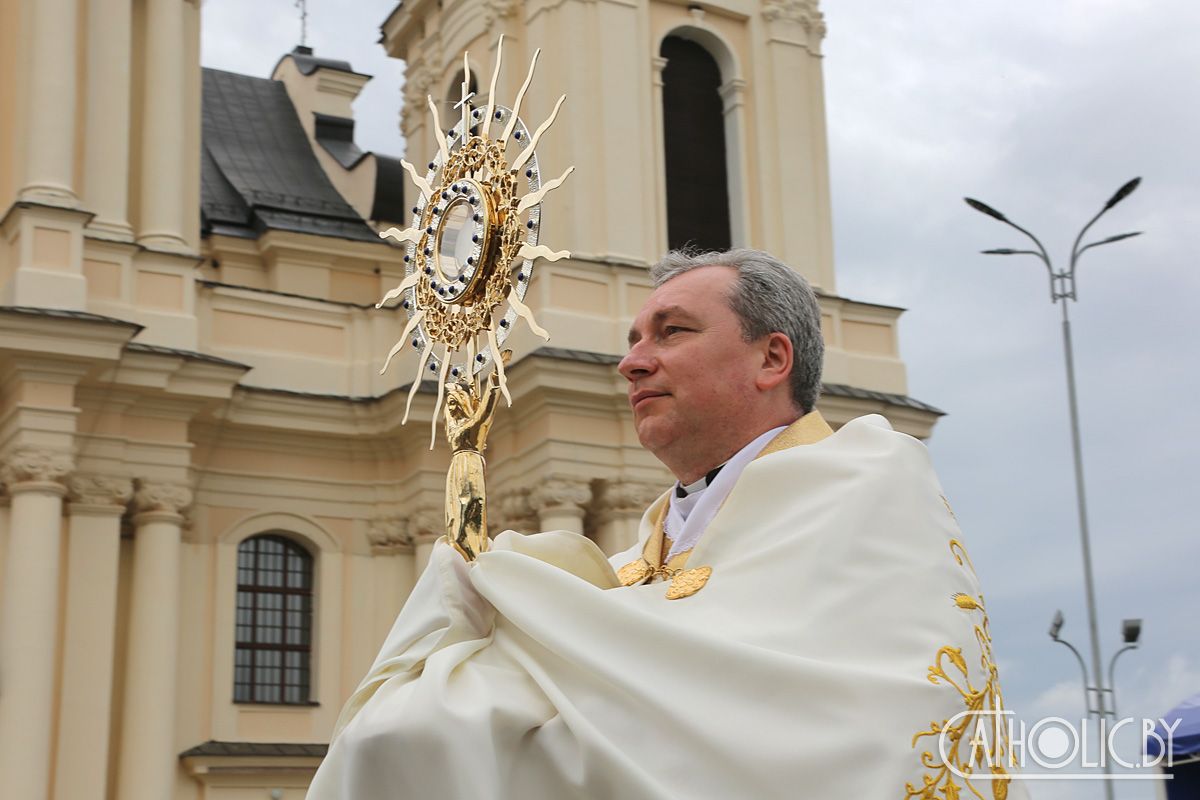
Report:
82,0,135,242
55,473,132,800
17,0,81,209
135,0,199,255
0,445,73,800
127,247,204,350
117,478,192,800
592,478,663,554
528,475,592,535
0,203,94,309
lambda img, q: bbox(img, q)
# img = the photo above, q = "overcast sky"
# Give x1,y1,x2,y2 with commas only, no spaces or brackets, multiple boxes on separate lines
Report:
201,2,1198,796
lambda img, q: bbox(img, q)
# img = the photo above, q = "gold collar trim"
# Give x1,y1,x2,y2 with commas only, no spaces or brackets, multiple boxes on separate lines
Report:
616,411,834,598
755,409,834,459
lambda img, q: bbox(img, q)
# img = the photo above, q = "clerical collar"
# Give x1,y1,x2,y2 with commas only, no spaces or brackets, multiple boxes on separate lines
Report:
662,425,788,560
674,464,725,499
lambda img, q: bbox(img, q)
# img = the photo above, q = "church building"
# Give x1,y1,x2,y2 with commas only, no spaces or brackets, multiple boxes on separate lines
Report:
0,1,940,798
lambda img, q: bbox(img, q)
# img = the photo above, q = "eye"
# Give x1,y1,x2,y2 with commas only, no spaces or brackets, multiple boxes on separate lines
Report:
663,325,688,336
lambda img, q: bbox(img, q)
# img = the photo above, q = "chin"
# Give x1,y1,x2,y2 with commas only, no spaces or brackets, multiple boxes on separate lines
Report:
634,417,679,455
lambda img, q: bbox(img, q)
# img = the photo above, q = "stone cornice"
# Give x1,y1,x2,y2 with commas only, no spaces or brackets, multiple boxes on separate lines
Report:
0,306,141,364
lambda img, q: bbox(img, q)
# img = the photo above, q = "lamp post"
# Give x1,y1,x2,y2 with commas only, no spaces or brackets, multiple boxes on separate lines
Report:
965,178,1143,795
1049,612,1143,727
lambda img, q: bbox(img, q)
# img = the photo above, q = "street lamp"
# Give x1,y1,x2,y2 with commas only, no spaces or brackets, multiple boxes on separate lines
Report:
966,179,1144,795
1048,611,1144,721
1108,618,1143,718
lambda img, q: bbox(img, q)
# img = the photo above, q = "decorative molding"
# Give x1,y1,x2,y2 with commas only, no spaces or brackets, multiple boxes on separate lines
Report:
594,479,662,521
528,477,591,512
401,60,437,133
407,507,442,542
131,479,193,518
367,514,413,554
762,0,827,49
0,447,73,490
493,488,538,534
718,78,747,115
481,0,521,27
68,474,134,508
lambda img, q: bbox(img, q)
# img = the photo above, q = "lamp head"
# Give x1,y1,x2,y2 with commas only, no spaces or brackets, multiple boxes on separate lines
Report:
1122,618,1142,645
1049,610,1064,641
964,197,1009,222
1104,177,1142,210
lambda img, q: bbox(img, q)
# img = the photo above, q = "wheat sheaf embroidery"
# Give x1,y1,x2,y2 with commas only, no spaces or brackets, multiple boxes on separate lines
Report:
905,524,1014,800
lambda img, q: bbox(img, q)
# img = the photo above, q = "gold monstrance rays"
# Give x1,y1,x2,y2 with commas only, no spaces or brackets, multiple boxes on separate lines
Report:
376,38,573,450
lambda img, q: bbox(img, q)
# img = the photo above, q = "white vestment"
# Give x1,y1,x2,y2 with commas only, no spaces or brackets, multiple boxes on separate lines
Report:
307,414,1021,799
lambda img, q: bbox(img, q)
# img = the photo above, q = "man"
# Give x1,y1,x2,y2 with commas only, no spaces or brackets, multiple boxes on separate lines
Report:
307,249,1020,799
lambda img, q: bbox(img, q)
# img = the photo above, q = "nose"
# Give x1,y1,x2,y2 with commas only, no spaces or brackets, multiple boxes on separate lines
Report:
618,339,656,381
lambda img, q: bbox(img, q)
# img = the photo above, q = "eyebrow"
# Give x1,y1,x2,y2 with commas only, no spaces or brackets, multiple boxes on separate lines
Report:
626,305,697,346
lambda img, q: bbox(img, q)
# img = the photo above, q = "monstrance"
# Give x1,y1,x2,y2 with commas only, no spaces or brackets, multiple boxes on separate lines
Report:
376,38,573,562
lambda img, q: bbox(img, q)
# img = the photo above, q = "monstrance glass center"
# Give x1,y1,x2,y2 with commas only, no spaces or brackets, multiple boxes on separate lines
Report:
437,200,475,283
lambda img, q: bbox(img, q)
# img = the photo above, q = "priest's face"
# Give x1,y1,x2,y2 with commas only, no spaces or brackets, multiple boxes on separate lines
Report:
619,266,773,476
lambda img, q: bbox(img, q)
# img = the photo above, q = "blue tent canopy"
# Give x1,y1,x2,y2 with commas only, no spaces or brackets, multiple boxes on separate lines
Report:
1147,692,1200,758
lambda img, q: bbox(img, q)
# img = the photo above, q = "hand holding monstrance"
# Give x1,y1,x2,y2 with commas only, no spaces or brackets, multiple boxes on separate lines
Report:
375,39,572,560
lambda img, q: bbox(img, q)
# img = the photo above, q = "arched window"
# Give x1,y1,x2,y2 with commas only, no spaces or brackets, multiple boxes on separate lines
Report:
234,534,313,704
661,36,732,252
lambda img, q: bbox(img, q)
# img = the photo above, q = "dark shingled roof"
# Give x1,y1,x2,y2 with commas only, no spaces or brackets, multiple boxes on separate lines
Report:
200,67,379,242
179,740,328,758
284,45,368,78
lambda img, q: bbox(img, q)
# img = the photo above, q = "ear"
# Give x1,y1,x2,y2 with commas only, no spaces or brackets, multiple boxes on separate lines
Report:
754,332,793,393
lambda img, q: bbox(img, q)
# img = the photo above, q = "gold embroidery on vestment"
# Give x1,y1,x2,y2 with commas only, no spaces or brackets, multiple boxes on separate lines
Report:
906,538,1013,800
665,566,712,600
617,559,651,586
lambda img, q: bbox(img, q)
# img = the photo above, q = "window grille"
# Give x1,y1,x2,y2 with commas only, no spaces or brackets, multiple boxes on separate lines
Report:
234,534,313,704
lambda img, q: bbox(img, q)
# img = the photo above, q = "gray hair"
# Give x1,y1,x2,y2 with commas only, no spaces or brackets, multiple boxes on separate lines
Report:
649,248,824,414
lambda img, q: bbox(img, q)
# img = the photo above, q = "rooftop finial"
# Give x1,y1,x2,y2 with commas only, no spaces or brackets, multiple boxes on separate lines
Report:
294,0,309,48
